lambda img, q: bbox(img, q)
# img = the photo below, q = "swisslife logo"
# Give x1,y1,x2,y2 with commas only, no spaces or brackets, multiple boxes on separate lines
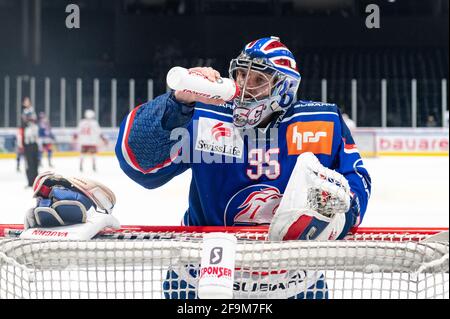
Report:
195,118,243,158
286,121,334,155
211,123,231,141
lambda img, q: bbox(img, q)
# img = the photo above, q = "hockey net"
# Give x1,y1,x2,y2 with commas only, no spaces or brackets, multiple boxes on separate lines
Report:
0,225,448,299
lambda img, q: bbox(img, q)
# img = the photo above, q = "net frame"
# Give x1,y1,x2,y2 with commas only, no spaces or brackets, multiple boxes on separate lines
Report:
0,225,448,299
2,224,446,237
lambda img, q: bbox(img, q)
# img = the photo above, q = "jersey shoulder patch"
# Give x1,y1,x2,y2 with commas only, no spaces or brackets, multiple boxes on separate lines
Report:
293,100,339,112
285,101,339,118
279,100,340,124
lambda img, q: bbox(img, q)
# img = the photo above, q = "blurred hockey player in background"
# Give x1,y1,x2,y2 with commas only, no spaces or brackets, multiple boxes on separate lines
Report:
73,109,108,172
114,36,372,299
15,129,24,172
38,112,56,168
19,97,39,187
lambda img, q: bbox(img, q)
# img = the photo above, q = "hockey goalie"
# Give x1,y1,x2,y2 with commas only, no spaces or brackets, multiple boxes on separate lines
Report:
22,37,372,299
115,36,371,299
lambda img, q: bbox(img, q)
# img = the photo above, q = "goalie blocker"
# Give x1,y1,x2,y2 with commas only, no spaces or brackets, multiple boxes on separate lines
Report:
269,152,360,242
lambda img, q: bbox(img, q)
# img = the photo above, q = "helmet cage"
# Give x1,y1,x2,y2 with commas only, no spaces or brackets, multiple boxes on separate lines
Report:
229,54,298,129
231,60,284,101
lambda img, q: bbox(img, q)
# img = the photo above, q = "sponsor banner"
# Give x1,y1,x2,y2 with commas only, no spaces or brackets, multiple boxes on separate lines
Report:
372,128,449,155
1,127,447,156
0,128,118,153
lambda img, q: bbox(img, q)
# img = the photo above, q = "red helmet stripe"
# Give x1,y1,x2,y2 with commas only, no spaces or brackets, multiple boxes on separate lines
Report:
273,58,298,71
263,41,286,51
246,40,257,49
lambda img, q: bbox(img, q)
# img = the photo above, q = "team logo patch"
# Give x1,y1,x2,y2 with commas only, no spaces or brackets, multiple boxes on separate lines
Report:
195,118,243,158
224,184,283,226
286,121,334,155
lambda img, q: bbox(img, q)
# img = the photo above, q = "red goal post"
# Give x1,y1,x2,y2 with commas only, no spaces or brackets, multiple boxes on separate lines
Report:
0,224,448,299
0,224,447,240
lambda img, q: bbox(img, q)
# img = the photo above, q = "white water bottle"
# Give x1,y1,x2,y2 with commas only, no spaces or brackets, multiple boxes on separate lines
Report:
198,232,237,299
166,66,240,101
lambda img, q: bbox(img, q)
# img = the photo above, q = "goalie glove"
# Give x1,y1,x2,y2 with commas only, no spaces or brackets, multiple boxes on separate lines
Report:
268,152,359,241
21,171,119,240
31,171,116,215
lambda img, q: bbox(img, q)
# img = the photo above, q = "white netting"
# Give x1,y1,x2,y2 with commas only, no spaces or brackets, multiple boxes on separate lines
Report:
0,230,448,299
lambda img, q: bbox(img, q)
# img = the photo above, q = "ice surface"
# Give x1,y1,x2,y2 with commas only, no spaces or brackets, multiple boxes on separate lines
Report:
0,155,448,228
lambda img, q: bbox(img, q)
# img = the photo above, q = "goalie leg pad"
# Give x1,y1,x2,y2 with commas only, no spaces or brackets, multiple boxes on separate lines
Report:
163,269,197,299
290,274,328,299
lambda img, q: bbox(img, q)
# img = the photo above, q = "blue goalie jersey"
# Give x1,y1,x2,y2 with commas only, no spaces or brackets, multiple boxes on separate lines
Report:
116,92,371,234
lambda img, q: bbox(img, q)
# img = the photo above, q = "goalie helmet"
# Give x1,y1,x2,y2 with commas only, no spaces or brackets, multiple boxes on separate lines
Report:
229,36,301,129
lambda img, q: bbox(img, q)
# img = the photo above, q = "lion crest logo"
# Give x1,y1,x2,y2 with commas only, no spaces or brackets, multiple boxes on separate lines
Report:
224,185,283,226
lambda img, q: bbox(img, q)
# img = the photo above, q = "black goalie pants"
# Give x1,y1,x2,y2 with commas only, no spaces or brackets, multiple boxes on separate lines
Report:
24,142,39,187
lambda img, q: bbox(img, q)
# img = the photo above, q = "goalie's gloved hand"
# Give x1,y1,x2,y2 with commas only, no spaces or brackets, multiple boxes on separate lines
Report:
336,193,361,240
268,152,358,242
22,171,120,240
